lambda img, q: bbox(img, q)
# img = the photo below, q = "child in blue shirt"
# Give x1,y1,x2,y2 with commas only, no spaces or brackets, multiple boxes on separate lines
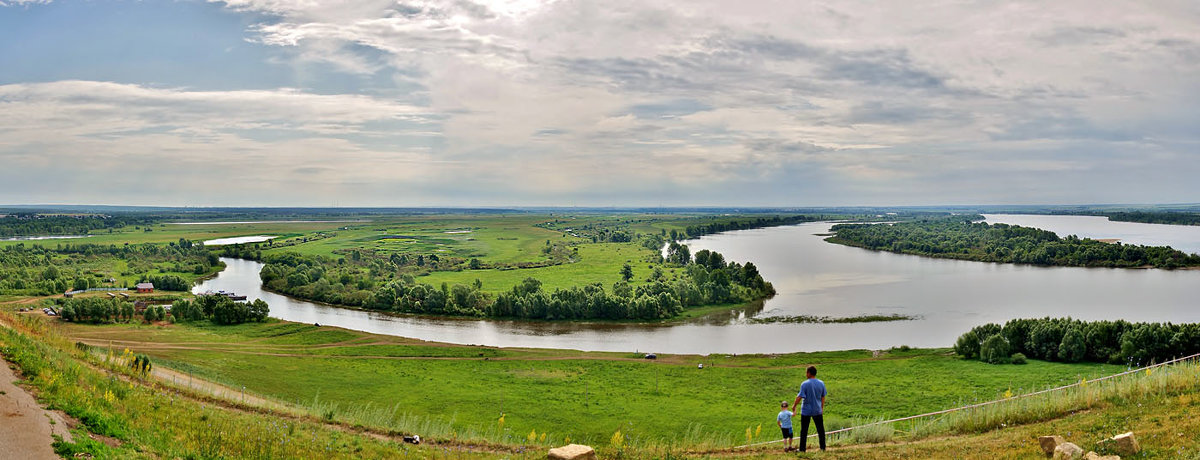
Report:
777,400,794,452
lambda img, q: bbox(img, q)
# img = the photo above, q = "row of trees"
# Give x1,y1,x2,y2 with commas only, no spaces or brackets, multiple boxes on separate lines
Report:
955,317,1200,365
171,295,270,325
1103,211,1200,226
56,297,170,324
679,215,818,240
0,214,154,237
830,217,1200,268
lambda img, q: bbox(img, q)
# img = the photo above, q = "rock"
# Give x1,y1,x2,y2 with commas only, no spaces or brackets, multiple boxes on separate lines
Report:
1040,435,1066,457
1053,442,1085,460
1110,432,1140,456
1084,451,1120,460
548,444,596,460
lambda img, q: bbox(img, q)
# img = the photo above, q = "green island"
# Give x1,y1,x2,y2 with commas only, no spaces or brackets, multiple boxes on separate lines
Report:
2,209,1200,458
1100,211,1200,226
827,215,1200,268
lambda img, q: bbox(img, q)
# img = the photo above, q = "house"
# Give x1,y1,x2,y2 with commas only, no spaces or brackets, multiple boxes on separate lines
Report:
136,282,154,293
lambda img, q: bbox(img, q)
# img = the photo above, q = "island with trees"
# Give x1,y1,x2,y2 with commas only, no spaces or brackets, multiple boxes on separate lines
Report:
827,216,1200,268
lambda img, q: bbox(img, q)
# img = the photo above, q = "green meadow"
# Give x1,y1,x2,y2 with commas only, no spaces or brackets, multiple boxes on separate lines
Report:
64,320,1123,448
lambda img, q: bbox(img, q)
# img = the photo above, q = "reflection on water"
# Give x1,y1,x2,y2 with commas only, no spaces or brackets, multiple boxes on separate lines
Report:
195,218,1200,354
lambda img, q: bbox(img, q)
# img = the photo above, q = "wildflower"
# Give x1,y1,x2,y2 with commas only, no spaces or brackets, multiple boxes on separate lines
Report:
755,424,761,438
528,429,537,443
1004,388,1013,399
610,430,624,449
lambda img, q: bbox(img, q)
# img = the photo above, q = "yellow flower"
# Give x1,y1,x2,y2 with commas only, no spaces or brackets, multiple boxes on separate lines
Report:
610,430,624,449
755,424,762,438
539,432,546,442
527,429,537,442
1004,388,1013,399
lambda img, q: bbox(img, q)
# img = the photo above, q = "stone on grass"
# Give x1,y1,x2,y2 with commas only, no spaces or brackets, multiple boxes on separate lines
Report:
1040,435,1066,457
1053,442,1085,460
1110,432,1140,456
548,444,596,460
1084,451,1120,460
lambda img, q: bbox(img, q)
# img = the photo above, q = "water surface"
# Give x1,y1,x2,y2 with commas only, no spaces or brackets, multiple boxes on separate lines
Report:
194,218,1200,354
203,235,277,245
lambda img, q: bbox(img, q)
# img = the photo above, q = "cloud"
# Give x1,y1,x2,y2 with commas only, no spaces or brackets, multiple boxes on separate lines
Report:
2,0,1199,205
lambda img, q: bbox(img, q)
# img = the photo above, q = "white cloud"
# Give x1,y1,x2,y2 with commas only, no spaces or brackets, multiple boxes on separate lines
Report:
3,0,1199,205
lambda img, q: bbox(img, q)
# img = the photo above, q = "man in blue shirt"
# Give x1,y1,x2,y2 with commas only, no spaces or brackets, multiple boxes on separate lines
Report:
791,365,827,452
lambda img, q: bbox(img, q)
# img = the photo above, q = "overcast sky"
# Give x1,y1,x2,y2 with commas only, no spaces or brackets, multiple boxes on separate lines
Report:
1,1,1198,207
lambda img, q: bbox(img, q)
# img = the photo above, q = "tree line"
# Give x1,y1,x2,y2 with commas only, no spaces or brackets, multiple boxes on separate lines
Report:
171,295,270,325
829,217,1200,268
1102,211,1200,226
954,317,1200,365
0,214,155,237
678,215,819,240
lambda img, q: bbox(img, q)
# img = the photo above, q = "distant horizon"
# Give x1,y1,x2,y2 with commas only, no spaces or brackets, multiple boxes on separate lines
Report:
3,203,1200,212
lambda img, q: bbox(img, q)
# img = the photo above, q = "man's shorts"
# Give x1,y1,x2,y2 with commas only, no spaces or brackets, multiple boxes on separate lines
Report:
780,427,793,438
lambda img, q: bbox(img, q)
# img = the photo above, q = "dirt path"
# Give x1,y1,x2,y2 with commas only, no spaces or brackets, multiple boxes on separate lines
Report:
0,353,73,460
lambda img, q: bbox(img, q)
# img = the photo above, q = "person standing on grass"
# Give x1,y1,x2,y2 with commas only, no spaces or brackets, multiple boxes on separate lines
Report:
777,401,795,452
792,365,827,452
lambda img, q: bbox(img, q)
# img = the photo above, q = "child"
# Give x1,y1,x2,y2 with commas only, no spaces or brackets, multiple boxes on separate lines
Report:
777,400,795,452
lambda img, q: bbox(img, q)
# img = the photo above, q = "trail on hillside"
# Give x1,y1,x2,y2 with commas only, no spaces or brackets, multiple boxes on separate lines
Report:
0,352,74,460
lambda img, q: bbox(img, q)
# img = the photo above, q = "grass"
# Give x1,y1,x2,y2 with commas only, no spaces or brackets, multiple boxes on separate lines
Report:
61,319,1127,450
0,312,497,459
9,312,1200,458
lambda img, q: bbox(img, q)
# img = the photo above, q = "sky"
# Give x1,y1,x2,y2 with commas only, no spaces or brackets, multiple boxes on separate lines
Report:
1,0,1198,207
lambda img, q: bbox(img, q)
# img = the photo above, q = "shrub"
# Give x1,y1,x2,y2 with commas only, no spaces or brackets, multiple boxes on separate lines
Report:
1010,352,1027,364
980,334,1010,364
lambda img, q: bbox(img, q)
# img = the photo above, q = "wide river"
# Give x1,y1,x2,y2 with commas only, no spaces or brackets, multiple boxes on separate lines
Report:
194,215,1200,354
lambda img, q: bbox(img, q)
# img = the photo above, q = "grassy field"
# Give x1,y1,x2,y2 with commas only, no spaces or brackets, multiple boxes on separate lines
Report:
61,319,1126,449
0,312,494,459
5,307,1198,458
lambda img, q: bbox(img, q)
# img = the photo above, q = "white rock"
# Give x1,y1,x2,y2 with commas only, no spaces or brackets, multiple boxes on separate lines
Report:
548,444,596,460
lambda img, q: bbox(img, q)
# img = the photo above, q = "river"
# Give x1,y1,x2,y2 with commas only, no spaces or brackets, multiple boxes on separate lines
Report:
194,216,1200,354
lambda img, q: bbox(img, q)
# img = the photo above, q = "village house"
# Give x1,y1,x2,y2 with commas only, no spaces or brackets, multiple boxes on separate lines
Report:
136,282,154,293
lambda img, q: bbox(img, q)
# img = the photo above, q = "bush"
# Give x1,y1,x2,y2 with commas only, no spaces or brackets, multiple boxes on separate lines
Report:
980,334,1011,364
1010,352,1027,364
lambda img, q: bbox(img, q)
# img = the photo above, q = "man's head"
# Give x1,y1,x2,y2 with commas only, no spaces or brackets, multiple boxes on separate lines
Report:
806,366,817,378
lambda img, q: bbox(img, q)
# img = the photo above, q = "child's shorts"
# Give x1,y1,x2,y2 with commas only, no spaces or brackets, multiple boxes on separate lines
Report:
781,427,793,438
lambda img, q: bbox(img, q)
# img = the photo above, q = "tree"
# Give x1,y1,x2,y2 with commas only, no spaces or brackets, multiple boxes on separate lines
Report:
1058,328,1086,362
954,330,981,359
620,263,633,282
980,334,1011,364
